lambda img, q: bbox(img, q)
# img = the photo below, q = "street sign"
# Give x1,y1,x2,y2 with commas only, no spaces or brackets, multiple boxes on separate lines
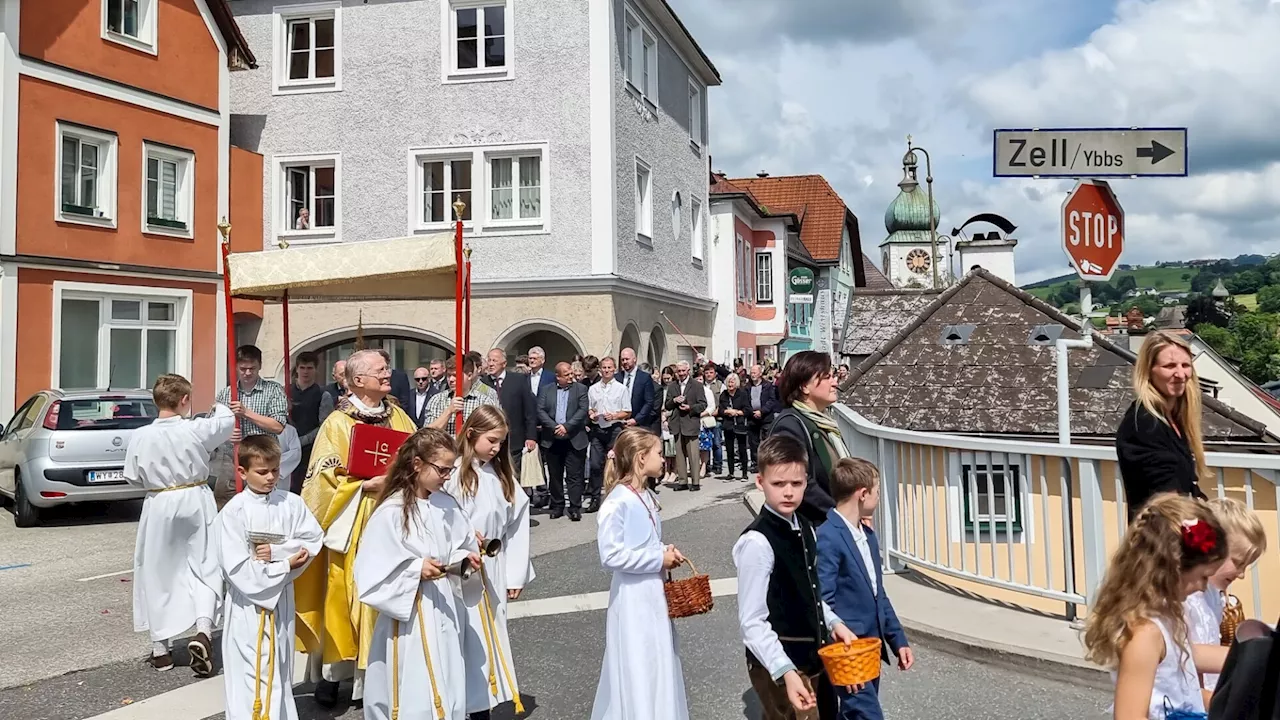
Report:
993,127,1187,178
1062,179,1124,281
789,293,813,305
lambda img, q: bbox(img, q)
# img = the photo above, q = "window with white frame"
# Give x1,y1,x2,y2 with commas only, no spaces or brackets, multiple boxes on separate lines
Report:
142,143,194,235
274,2,340,93
961,463,1023,532
670,191,682,241
756,252,773,303
623,9,657,102
446,1,511,80
690,197,703,261
735,233,751,302
411,144,548,233
276,155,339,239
421,158,473,225
57,123,117,226
58,291,185,390
688,81,703,147
103,0,157,52
634,158,652,241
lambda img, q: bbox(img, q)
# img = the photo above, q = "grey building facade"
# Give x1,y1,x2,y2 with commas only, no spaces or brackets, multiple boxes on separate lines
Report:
228,0,719,373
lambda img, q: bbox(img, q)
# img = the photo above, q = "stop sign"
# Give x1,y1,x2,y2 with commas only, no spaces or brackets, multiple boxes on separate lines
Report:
1061,179,1124,281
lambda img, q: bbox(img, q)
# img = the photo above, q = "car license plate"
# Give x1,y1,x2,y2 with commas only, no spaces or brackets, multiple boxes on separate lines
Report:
88,470,125,483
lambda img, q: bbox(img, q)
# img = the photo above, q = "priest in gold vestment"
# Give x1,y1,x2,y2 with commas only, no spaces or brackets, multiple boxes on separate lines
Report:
297,349,417,707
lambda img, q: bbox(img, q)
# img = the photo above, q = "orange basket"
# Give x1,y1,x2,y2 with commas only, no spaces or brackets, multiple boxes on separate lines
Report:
664,558,713,619
818,638,882,686
1220,594,1244,646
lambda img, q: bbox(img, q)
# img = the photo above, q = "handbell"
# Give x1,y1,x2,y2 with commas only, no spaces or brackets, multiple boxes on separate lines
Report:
446,557,481,580
479,538,502,557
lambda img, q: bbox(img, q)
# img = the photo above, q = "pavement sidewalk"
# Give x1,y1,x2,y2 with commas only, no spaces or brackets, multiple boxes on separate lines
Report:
742,489,1108,688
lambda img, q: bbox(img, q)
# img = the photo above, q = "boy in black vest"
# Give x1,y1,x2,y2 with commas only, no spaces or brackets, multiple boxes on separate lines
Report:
734,435,858,720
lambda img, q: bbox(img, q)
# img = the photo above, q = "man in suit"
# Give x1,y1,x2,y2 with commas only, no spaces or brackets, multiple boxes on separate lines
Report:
481,347,538,471
526,345,557,396
326,360,348,404
664,359,706,492
746,363,781,472
537,362,589,521
618,347,656,430
409,364,448,428
815,458,912,719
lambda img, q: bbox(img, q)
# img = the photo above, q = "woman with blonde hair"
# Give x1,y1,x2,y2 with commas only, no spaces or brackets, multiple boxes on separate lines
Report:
443,405,534,720
1117,330,1209,522
590,427,689,720
1083,495,1228,719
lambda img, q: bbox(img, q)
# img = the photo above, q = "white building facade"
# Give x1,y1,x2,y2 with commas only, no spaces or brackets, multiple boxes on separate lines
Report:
228,0,719,372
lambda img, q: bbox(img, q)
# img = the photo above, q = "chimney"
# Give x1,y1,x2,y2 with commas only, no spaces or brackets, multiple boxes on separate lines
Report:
956,230,1019,285
756,171,769,178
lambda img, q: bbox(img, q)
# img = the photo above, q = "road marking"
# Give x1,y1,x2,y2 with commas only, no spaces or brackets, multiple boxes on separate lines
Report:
0,563,31,571
78,569,133,582
83,577,742,720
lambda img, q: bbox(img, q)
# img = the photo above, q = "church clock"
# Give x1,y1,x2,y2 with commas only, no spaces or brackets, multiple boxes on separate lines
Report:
906,248,931,275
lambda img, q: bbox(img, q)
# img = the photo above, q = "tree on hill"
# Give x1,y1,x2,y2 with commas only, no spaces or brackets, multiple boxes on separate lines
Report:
1226,269,1265,295
1116,275,1138,294
1258,285,1280,314
1231,312,1280,383
1195,324,1240,359
1121,296,1162,318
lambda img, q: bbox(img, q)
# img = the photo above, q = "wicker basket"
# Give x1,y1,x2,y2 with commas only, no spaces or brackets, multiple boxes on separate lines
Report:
1220,594,1245,646
818,638,882,686
664,559,713,619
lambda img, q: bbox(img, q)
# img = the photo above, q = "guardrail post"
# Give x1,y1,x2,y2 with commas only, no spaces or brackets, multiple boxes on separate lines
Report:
1077,457,1107,612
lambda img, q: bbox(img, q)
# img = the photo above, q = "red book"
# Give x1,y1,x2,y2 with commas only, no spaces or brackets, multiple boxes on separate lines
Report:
347,424,411,480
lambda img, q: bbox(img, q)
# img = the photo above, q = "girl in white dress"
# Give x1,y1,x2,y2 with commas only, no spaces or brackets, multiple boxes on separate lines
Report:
354,428,482,720
1084,495,1228,720
444,405,535,720
591,427,690,720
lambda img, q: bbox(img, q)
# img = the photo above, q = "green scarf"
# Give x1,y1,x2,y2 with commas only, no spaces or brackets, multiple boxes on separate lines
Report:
793,400,850,469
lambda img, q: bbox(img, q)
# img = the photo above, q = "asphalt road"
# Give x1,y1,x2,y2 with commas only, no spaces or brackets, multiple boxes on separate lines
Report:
0,482,1110,719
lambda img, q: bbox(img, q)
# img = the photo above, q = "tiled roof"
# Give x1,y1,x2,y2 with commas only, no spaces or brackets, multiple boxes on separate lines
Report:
860,255,893,290
840,268,1271,443
729,175,849,261
841,289,941,356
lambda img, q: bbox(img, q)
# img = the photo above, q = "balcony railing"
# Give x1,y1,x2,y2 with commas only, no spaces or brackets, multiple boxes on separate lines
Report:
834,404,1280,621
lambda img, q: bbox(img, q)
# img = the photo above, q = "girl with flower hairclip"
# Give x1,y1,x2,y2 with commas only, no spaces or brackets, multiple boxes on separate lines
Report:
1084,495,1232,720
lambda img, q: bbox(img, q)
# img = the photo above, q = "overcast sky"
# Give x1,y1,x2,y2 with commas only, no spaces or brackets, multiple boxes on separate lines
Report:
667,0,1280,284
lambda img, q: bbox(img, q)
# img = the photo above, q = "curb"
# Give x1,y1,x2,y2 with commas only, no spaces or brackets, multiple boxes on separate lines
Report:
739,489,1109,690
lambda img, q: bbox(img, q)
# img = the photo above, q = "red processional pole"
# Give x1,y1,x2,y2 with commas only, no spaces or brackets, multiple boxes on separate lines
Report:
463,248,472,353
282,289,292,402
218,218,242,493
452,198,466,432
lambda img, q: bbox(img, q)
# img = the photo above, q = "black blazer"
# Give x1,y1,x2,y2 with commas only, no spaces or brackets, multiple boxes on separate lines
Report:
482,372,538,446
770,409,837,525
1116,400,1206,521
537,382,589,451
719,389,751,434
747,381,781,430
621,369,657,428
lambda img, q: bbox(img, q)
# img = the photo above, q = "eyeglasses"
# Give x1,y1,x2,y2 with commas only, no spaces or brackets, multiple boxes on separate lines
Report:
414,377,430,383
424,460,454,477
357,369,392,379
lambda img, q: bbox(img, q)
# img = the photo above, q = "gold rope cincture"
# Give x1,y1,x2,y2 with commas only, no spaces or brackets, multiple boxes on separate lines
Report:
149,480,207,493
251,607,277,720
391,596,446,720
477,559,525,715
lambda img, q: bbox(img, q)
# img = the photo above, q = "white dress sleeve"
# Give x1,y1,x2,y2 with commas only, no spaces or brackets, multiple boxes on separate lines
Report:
194,404,236,453
216,502,294,611
268,496,325,581
355,504,424,623
503,485,535,590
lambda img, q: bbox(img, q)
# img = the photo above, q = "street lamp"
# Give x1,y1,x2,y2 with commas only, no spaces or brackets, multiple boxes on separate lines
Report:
906,136,942,289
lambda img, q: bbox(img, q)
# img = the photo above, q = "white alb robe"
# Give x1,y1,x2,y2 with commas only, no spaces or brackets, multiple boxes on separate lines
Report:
215,488,323,720
355,492,481,720
590,484,689,720
125,404,235,642
444,461,536,713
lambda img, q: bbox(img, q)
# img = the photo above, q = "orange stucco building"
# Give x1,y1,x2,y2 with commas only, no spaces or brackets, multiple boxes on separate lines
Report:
0,0,259,419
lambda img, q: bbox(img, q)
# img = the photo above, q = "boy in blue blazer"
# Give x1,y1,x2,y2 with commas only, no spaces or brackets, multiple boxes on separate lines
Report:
816,457,913,719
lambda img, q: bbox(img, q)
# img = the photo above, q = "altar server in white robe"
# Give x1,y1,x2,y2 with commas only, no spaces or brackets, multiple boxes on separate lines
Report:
355,428,482,720
215,434,323,720
444,405,535,719
591,427,690,720
124,373,235,675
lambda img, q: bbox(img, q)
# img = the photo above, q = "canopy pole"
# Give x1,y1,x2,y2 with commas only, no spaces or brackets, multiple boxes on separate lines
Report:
282,290,292,402
463,248,472,353
218,217,242,494
452,198,467,432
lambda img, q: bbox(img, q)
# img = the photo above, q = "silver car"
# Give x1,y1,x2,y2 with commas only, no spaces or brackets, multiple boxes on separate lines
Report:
0,390,158,527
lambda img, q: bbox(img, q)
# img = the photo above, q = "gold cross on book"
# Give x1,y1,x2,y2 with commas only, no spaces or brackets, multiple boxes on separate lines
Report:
365,441,391,467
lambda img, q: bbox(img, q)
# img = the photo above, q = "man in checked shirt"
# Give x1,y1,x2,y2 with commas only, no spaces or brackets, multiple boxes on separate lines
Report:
211,345,289,504
424,351,499,435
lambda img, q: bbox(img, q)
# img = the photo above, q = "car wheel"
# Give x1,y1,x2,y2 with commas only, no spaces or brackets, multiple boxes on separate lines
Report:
13,473,40,528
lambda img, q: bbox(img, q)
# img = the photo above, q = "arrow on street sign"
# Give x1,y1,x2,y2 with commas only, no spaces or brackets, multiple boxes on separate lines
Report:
1136,140,1175,165
993,127,1187,178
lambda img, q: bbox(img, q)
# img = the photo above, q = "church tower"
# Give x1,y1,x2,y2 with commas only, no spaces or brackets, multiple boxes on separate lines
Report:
880,145,943,289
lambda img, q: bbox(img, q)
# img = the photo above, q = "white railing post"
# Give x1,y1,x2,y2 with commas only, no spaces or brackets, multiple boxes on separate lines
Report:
878,437,906,573
1077,458,1108,608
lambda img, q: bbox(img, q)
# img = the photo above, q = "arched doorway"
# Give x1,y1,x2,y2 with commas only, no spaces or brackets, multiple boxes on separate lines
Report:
619,323,641,360
283,326,454,380
493,320,585,367
647,325,666,369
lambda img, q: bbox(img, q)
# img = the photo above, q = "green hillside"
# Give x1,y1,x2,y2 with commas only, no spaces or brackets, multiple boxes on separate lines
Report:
1026,265,1196,301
